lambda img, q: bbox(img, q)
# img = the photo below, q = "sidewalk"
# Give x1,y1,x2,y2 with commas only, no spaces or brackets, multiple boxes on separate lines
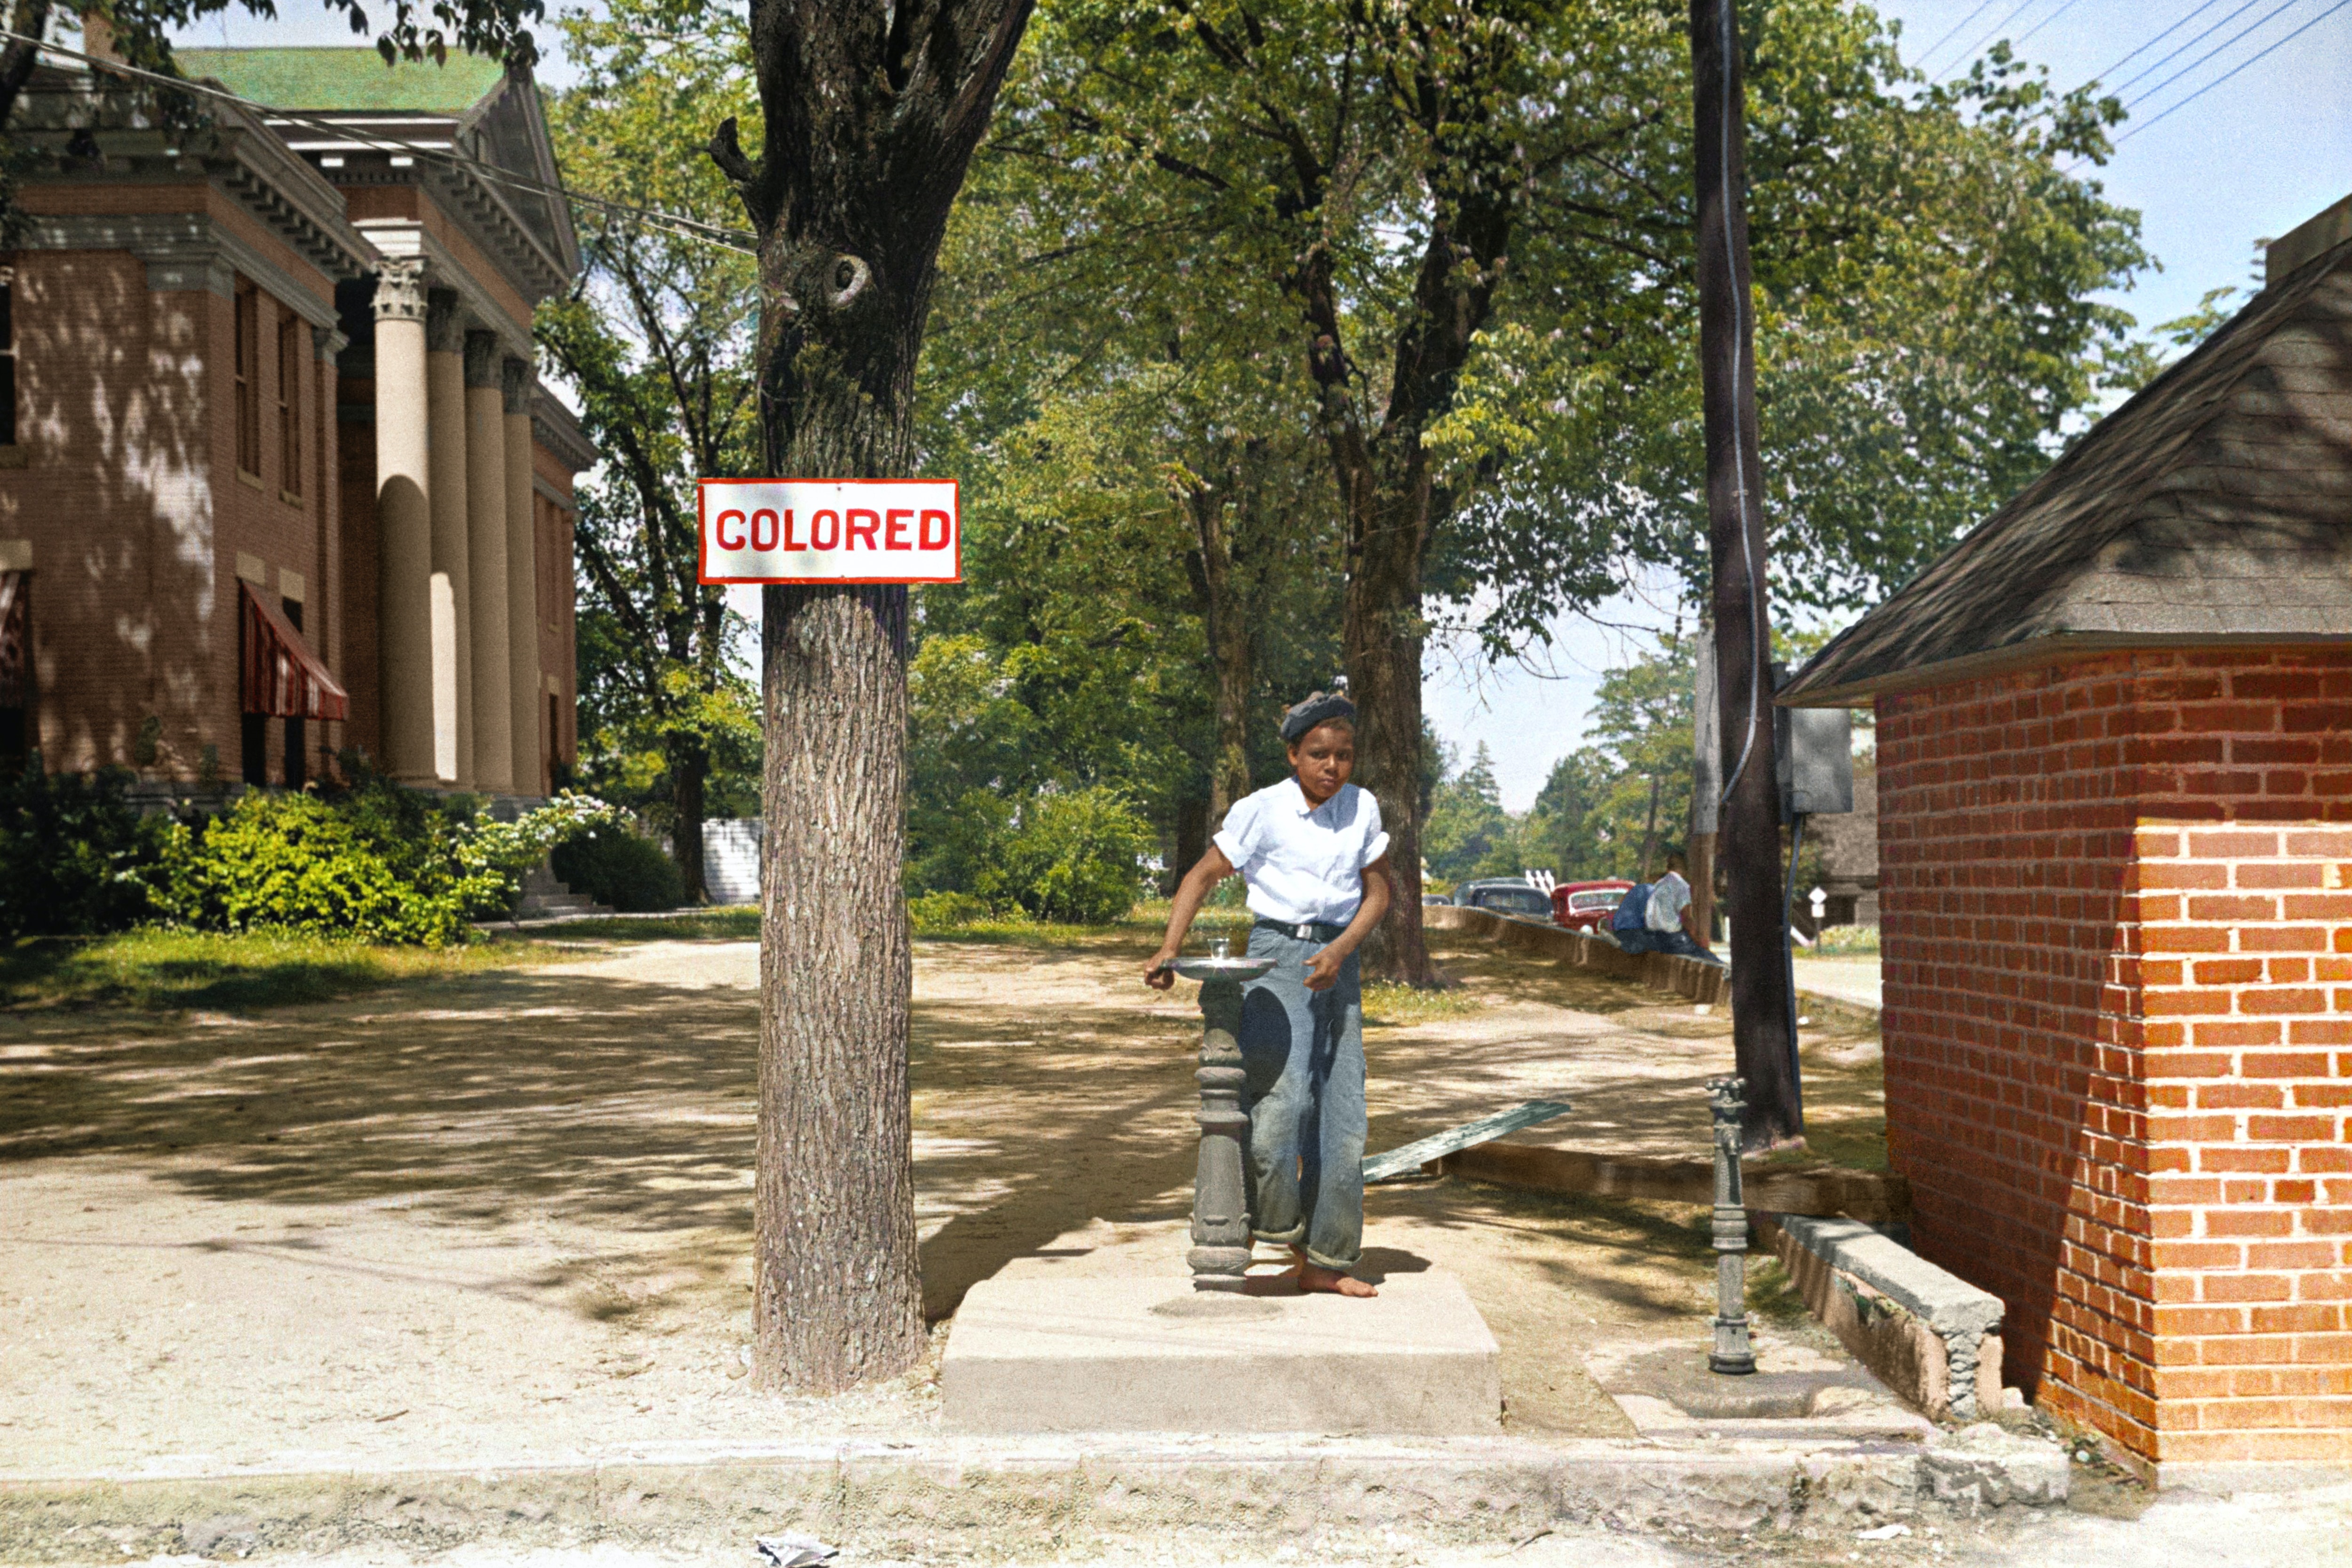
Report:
1792,956,1883,1013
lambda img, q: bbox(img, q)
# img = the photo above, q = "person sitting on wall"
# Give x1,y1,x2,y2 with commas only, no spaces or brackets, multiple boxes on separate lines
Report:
1144,689,1394,1298
1613,847,1721,963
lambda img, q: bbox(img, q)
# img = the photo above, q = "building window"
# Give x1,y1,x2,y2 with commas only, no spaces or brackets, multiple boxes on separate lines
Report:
277,315,302,498
234,284,261,478
0,567,27,773
0,265,16,449
282,597,306,789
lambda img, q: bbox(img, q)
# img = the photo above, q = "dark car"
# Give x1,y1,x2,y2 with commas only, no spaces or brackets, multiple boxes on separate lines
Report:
1452,878,1555,922
1551,879,1635,932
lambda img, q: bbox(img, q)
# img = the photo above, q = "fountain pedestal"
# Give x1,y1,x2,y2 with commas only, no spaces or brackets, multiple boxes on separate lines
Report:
1172,940,1273,1289
938,937,1503,1435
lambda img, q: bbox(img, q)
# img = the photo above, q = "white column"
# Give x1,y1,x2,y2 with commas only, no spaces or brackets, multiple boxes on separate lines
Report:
502,357,543,796
424,291,471,785
464,330,514,792
371,259,435,784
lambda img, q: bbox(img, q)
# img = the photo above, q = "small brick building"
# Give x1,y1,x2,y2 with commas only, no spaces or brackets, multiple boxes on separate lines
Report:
1783,194,2352,1483
0,44,594,797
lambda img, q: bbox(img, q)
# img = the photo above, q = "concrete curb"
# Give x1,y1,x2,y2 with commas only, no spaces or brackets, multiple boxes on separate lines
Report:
0,1437,1938,1562
1759,1216,2006,1423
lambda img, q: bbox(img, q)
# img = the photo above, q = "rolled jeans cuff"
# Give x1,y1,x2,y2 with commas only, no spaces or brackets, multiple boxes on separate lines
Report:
1252,1222,1306,1247
1302,1243,1360,1271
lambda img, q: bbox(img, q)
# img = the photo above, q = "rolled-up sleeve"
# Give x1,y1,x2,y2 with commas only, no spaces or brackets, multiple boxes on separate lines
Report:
1212,795,1262,874
1359,795,1390,869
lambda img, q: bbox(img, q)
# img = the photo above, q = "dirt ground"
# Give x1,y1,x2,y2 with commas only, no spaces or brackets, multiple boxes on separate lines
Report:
0,927,1889,1477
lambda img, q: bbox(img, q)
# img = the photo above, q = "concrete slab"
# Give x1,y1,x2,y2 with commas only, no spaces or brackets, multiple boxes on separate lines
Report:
1584,1334,1933,1443
941,1273,1502,1435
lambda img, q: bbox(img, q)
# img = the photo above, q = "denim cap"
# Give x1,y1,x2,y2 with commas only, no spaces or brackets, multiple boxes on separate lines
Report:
1280,690,1357,743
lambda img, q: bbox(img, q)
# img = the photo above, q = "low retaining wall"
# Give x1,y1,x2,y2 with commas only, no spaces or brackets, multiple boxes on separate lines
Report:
1437,1143,1910,1224
1423,904,1729,1004
1758,1215,2007,1423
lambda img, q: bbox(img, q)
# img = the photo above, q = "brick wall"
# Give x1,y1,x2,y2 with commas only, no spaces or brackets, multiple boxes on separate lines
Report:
1878,647,2352,1474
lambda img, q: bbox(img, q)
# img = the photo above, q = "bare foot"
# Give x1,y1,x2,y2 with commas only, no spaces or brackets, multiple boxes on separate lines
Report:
1292,1258,1377,1297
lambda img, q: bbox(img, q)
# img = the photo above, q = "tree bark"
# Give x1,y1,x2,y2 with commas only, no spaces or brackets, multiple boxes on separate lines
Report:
722,0,1033,1392
1639,773,1662,881
667,731,709,905
1692,0,1801,1149
1180,451,1256,826
1296,204,1507,987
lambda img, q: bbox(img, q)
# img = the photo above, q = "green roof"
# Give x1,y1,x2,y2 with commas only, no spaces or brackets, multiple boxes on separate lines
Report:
175,47,504,115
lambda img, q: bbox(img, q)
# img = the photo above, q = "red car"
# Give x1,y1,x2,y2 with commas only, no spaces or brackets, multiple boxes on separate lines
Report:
1551,879,1635,932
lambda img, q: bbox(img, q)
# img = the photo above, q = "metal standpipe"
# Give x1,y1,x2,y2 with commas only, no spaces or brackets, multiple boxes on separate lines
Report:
1707,1075,1758,1374
1173,937,1274,1291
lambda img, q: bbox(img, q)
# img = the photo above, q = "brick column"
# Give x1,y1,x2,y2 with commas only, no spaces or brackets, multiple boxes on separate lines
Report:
425,290,472,785
370,260,434,784
1879,648,2352,1480
502,358,542,796
463,330,513,793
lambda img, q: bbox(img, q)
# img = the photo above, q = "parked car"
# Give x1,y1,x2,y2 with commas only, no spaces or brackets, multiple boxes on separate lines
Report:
1551,879,1635,932
1451,878,1555,922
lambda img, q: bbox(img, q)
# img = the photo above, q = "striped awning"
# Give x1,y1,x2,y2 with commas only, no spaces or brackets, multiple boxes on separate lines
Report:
0,571,26,709
240,581,348,721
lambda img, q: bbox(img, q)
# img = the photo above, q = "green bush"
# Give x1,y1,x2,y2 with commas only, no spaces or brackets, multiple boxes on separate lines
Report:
157,790,474,946
151,780,622,947
0,764,169,938
987,787,1152,925
908,890,995,932
551,823,683,913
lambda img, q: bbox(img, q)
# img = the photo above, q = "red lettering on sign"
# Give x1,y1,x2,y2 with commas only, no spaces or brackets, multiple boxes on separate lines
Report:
884,509,913,550
811,509,841,550
846,508,881,549
716,510,747,550
751,509,780,551
919,509,952,549
783,509,805,550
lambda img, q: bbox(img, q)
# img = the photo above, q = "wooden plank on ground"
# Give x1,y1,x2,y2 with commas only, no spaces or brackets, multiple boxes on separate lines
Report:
1437,1141,1909,1222
1361,1099,1573,1184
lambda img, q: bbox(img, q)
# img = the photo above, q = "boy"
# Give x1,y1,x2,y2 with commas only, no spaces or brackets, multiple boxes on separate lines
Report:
1145,690,1393,1297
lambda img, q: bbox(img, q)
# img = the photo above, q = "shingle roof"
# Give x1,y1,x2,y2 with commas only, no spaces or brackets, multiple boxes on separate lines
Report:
1781,226,2352,708
176,47,505,116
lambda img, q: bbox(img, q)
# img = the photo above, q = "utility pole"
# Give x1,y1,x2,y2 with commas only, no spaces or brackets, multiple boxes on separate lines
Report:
1690,0,1801,1149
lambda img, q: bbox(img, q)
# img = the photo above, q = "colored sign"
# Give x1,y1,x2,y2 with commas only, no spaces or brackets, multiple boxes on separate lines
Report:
697,479,961,585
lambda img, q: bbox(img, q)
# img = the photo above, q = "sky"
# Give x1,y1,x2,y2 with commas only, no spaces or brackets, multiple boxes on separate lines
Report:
161,0,2352,810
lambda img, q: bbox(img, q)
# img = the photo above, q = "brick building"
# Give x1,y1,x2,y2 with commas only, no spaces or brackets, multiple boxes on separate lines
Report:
1782,195,2352,1482
0,44,593,797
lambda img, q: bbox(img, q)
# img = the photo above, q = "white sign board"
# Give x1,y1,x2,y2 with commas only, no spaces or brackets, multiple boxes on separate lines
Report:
697,479,961,585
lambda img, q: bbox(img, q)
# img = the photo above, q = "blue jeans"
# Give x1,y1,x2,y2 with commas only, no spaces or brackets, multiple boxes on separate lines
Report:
1616,925,1719,963
1237,921,1366,1271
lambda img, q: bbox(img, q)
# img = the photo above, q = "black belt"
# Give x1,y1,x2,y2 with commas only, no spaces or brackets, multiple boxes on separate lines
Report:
1255,917,1345,941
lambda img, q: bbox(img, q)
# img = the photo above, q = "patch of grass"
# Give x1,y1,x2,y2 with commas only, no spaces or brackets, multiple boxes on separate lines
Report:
0,928,565,1013
1362,979,1483,1027
1744,1253,1813,1324
544,907,763,943
1808,924,1880,956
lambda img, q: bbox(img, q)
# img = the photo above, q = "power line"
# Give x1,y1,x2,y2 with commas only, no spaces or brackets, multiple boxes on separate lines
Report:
2110,0,2352,144
2011,0,2090,50
2109,0,2270,96
1913,0,2000,75
0,28,758,255
2120,0,2310,107
2081,0,2224,89
1933,0,2050,82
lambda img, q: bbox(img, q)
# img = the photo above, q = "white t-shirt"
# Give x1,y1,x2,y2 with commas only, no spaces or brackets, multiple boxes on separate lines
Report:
1213,778,1391,927
1646,869,1692,932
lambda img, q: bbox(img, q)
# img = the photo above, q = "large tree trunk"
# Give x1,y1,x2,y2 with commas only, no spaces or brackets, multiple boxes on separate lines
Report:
1339,470,1434,984
720,0,1033,1392
1692,0,1801,1149
1182,459,1254,825
667,732,710,905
